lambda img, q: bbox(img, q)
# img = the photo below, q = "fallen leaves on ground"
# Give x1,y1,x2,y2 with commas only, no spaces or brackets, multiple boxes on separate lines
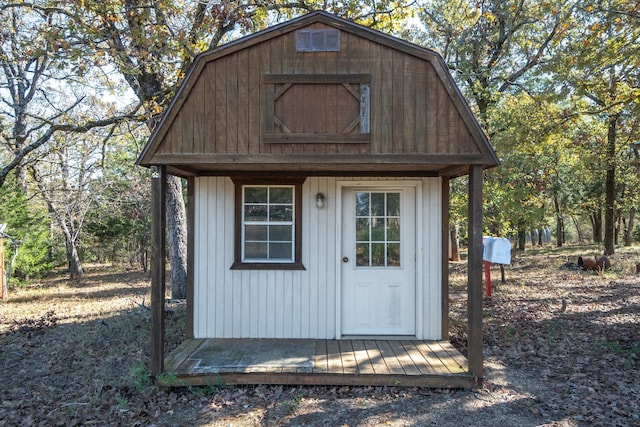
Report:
0,248,638,426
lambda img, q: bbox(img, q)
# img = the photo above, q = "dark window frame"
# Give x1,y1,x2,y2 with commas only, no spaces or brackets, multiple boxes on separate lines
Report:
231,176,306,270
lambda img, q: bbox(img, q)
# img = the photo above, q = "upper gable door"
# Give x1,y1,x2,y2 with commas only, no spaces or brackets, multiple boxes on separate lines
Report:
340,185,416,336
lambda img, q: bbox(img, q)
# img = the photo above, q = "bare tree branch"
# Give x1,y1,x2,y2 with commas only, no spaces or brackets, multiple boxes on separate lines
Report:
0,113,137,187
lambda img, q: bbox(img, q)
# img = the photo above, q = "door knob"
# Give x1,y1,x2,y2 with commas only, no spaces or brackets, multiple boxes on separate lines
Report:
342,257,349,263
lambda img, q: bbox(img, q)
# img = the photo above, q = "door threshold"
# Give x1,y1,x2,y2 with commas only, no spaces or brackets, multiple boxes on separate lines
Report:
340,335,418,340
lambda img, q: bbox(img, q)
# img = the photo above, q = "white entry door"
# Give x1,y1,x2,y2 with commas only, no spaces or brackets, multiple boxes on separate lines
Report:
341,186,416,336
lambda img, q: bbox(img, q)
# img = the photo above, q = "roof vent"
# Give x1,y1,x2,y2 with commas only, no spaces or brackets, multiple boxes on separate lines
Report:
296,29,340,52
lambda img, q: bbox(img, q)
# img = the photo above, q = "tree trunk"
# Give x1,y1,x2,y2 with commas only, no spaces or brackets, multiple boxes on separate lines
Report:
141,106,188,299
31,165,85,281
590,209,602,243
624,207,636,246
166,175,188,299
554,195,563,247
449,224,460,262
603,113,619,255
66,238,84,280
140,237,149,273
517,221,526,251
556,217,564,247
571,215,584,244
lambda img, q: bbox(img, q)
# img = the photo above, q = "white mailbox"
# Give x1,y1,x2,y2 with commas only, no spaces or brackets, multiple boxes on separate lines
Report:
483,237,512,265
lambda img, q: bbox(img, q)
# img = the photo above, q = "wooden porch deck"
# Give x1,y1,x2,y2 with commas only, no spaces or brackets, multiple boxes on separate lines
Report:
161,339,476,389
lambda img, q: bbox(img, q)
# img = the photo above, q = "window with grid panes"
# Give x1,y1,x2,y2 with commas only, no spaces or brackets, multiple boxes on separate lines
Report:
231,177,305,270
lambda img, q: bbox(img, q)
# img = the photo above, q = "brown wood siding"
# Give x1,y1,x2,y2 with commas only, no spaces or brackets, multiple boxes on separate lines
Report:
155,23,482,161
215,57,227,152
268,35,282,154
191,74,205,154
248,46,261,155
237,48,250,154
274,84,359,134
392,49,404,154
205,57,217,154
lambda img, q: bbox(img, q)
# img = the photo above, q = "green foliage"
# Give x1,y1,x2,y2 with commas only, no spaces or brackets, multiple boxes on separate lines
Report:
558,1,640,253
130,361,152,391
188,375,226,397
414,0,640,248
84,133,151,268
280,391,306,414
155,372,184,387
414,0,574,119
0,176,56,279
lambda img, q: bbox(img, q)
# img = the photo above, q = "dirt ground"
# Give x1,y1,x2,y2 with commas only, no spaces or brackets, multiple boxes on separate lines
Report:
0,246,638,426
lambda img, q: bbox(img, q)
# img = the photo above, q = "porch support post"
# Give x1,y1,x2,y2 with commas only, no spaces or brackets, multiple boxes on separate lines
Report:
186,176,195,339
440,176,450,340
150,165,167,376
467,165,484,378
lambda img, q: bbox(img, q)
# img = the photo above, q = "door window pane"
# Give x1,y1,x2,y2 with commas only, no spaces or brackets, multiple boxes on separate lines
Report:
356,192,369,216
371,243,385,266
371,218,385,241
356,243,369,266
371,193,385,216
387,193,400,216
354,191,401,267
387,243,400,266
356,218,370,241
387,218,400,241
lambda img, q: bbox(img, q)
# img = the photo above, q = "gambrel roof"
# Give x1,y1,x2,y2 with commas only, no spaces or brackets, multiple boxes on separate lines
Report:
137,11,499,178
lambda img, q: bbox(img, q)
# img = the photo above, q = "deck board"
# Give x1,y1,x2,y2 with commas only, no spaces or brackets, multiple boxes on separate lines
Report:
434,341,467,371
376,340,405,375
400,340,437,375
364,340,390,374
162,339,474,389
339,340,358,374
351,340,376,374
427,341,465,374
389,340,422,376
412,341,452,374
165,339,206,372
313,340,328,373
326,340,344,374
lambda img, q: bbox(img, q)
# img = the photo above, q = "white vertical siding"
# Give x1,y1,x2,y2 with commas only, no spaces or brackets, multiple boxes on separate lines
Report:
193,176,442,340
421,178,442,339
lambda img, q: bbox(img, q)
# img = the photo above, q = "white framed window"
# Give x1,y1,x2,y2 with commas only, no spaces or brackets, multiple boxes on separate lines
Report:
242,185,295,262
231,177,305,270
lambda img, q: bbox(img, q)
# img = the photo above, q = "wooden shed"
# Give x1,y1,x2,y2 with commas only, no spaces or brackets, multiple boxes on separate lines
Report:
137,11,499,388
